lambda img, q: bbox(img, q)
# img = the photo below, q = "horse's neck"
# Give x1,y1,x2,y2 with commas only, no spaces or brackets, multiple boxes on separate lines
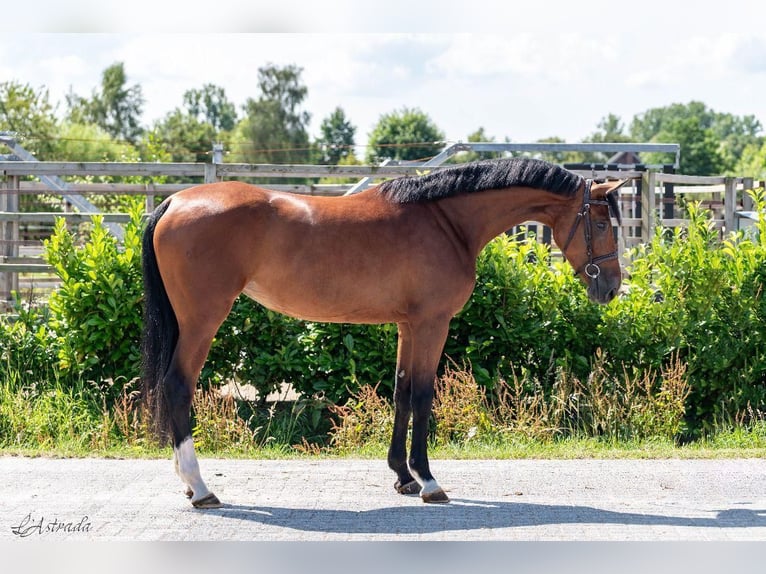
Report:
436,187,568,258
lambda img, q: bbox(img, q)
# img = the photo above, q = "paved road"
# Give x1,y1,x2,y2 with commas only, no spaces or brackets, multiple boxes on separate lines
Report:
2,456,765,541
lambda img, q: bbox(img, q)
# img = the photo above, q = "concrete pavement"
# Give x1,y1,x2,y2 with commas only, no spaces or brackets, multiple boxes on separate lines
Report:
2,456,765,541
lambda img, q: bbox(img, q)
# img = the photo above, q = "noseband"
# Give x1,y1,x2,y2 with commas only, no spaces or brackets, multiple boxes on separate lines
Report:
561,179,619,279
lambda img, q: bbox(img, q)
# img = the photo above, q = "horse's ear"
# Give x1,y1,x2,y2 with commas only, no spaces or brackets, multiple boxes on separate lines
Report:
604,179,631,193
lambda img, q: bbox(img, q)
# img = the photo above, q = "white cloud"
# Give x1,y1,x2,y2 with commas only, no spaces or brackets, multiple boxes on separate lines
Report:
427,33,620,84
2,25,766,149
730,35,766,74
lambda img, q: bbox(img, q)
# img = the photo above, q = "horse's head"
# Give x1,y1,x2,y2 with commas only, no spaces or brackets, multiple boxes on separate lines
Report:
554,178,627,304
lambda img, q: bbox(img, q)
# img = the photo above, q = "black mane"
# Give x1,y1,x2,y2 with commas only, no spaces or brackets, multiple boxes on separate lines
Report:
377,157,583,204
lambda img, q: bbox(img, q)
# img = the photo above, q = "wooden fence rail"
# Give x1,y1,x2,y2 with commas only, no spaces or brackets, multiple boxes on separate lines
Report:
1,160,763,307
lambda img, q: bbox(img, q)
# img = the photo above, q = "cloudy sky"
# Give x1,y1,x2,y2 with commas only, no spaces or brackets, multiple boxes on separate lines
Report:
2,1,765,152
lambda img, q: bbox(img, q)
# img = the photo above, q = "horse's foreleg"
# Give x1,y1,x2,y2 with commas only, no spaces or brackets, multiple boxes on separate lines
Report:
408,318,451,503
388,323,419,495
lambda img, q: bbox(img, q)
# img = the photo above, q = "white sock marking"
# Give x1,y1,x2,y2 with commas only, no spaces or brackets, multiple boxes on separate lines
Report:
410,469,442,496
174,437,212,502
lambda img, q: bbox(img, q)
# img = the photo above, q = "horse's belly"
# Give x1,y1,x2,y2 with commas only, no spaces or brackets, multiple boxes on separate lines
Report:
241,280,402,324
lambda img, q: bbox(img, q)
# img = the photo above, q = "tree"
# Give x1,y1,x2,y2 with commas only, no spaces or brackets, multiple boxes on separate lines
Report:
315,107,356,165
581,113,633,163
0,81,58,158
51,121,137,162
734,141,766,179
237,64,312,164
66,62,144,144
589,113,631,143
366,107,445,163
152,110,217,163
629,101,763,174
151,84,236,163
182,84,237,132
711,113,763,173
642,116,723,176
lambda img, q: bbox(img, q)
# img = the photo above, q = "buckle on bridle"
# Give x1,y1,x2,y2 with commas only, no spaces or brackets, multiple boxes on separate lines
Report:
584,263,601,279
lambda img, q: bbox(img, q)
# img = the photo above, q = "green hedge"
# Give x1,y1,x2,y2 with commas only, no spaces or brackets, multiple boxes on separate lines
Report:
2,190,764,434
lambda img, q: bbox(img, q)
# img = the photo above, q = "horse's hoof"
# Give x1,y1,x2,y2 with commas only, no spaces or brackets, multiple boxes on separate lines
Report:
185,487,193,499
395,479,420,495
421,489,450,504
191,493,222,509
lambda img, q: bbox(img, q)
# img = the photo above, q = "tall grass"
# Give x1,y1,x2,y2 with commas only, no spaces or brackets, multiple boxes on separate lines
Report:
330,357,691,450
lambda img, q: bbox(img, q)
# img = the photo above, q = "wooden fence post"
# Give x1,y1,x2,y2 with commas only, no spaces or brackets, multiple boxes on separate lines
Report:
1,175,19,305
724,177,736,234
641,170,656,241
742,177,754,211
204,142,224,184
145,182,155,214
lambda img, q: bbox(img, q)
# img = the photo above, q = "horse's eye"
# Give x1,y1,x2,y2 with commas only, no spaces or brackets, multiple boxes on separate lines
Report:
596,221,608,232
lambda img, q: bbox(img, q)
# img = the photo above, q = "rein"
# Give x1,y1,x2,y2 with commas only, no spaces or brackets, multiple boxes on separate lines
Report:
561,179,619,279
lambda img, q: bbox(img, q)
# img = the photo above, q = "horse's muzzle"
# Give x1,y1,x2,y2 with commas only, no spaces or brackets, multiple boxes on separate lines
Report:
587,273,621,305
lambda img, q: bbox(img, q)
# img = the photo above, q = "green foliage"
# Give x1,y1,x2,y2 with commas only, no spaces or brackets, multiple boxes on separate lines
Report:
0,297,60,388
651,116,722,175
43,200,145,401
66,62,144,144
152,84,237,164
202,297,306,400
182,84,237,132
199,298,399,405
366,107,445,163
0,80,59,158
295,322,398,403
51,121,138,162
736,140,766,178
237,64,312,164
316,106,356,165
630,101,763,174
152,109,218,163
446,233,601,389
600,189,766,433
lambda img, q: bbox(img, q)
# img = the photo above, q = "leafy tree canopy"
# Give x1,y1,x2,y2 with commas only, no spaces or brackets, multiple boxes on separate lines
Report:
366,107,445,163
316,107,356,165
66,62,144,144
0,80,59,158
630,101,763,174
152,110,217,163
182,84,237,132
237,64,312,163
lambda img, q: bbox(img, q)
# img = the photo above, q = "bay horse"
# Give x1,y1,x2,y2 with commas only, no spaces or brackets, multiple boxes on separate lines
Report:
141,157,625,508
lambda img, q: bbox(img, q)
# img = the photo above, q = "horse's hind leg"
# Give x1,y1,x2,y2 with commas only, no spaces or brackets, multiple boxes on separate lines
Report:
165,361,218,507
388,323,419,495
166,315,232,509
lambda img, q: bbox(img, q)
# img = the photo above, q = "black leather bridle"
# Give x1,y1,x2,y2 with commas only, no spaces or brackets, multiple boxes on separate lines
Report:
561,179,620,279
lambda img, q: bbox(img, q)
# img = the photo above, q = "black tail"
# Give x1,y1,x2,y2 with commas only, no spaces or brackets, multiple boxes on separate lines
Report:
141,199,177,440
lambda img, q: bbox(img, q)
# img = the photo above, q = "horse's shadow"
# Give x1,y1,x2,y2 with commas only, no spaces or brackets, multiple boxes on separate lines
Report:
202,498,766,535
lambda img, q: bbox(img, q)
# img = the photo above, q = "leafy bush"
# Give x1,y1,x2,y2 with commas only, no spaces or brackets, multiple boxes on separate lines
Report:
600,190,766,434
295,322,398,403
0,297,60,388
44,200,144,401
202,296,306,400
446,233,601,390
